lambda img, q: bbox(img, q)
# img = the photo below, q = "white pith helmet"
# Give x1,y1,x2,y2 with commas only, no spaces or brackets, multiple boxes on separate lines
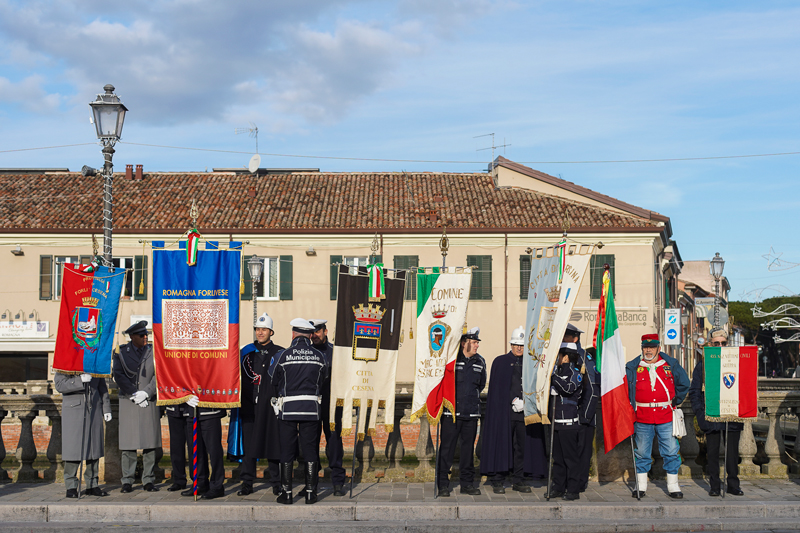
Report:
510,326,525,345
255,312,273,330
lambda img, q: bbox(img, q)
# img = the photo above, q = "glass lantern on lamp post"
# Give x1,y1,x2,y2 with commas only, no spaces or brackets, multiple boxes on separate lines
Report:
86,85,128,266
248,255,263,332
709,252,725,328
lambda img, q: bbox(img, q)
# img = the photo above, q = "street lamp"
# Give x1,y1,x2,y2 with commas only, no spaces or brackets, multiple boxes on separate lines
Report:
247,255,263,332
86,84,128,266
709,252,725,328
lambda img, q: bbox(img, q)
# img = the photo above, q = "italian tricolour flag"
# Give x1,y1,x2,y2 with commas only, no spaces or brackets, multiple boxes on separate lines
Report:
703,346,758,421
595,269,635,453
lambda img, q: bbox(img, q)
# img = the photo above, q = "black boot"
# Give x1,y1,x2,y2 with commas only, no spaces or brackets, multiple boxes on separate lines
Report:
305,461,318,504
277,462,293,504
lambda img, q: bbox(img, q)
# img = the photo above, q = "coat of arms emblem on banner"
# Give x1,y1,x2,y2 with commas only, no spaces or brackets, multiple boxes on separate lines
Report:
71,297,102,351
428,305,452,359
352,303,385,362
723,373,736,389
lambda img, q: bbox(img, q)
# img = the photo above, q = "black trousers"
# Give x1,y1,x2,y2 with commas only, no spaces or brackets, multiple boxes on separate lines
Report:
437,416,478,489
278,419,320,464
706,429,741,491
322,406,346,486
167,416,192,486
552,426,584,494
578,424,594,490
194,416,224,492
492,418,526,485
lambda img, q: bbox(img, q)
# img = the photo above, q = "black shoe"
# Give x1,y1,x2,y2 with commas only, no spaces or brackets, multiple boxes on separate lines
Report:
547,489,565,499
167,483,186,492
120,483,133,493
512,482,532,493
437,487,451,497
492,485,505,494
632,490,646,498
333,485,347,496
709,488,720,497
563,492,580,501
85,487,108,497
66,489,78,499
201,488,225,500
728,487,744,496
272,485,281,496
461,485,481,496
181,487,208,497
304,461,318,504
237,483,254,496
144,483,159,492
669,491,684,499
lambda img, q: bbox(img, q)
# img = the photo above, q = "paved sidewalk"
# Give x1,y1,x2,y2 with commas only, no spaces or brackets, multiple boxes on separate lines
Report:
2,478,800,532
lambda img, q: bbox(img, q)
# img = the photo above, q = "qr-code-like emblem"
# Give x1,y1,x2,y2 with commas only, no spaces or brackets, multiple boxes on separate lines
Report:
162,299,228,350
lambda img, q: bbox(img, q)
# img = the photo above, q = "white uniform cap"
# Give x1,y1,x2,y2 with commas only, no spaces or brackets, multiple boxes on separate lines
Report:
565,323,584,334
510,326,525,345
560,342,579,352
255,313,273,330
462,327,481,341
290,318,315,333
309,319,328,331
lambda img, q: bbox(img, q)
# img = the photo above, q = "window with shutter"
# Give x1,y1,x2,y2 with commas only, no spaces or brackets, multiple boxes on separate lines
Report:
279,255,293,300
39,256,52,300
467,255,492,300
590,254,615,299
393,255,419,300
519,255,531,300
134,255,148,300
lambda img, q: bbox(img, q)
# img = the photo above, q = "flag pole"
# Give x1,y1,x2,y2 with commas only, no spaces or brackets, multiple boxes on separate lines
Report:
630,435,641,500
545,395,555,500
349,406,361,499
193,406,198,502
77,381,90,499
722,421,729,499
433,421,441,499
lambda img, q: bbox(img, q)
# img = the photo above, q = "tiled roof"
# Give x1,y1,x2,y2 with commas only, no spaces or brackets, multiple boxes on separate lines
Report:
0,169,663,232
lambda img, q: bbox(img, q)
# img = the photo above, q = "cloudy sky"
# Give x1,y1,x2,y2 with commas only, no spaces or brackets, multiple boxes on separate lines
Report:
1,0,798,300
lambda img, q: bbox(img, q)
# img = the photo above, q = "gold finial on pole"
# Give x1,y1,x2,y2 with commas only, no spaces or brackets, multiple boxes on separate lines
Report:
190,198,199,229
439,226,449,268
561,211,571,237
370,232,379,261
92,234,99,258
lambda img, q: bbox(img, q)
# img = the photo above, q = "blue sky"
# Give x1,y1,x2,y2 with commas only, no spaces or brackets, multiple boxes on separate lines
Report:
1,0,798,301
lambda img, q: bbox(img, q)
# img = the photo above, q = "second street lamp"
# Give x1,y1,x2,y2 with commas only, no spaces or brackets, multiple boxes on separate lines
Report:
709,252,725,328
86,84,128,266
248,255,263,331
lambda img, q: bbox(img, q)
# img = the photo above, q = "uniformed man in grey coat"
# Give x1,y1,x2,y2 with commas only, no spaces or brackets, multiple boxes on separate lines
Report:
113,320,162,493
54,371,111,498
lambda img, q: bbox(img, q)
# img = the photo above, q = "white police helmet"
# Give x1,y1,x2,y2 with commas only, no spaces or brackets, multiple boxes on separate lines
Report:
255,313,273,331
510,326,525,345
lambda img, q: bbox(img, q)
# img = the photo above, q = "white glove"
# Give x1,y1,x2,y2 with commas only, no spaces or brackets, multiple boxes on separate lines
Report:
271,397,283,416
132,391,148,404
139,399,149,408
103,413,112,422
186,395,199,408
80,373,92,383
512,397,524,413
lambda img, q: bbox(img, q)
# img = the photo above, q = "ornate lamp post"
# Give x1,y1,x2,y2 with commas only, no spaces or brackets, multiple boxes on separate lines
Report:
710,252,725,328
84,84,128,266
247,255,263,332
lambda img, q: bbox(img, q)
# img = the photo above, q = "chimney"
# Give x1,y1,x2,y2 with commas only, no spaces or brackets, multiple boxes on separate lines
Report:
428,210,437,223
125,164,133,180
248,186,256,198
135,164,143,180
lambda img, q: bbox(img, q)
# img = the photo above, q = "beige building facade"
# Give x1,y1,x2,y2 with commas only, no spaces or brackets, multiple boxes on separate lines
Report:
0,157,683,383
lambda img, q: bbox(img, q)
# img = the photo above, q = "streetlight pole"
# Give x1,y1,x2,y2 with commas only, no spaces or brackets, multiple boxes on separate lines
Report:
85,84,128,266
710,252,725,328
247,255,263,336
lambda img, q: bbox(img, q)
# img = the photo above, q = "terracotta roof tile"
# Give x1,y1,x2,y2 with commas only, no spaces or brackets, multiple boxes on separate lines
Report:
0,171,662,232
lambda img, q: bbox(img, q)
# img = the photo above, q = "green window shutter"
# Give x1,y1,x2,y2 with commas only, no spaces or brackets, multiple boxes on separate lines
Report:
134,255,148,301
242,255,253,301
39,255,53,300
394,255,419,300
330,255,343,300
590,254,616,299
467,255,492,300
279,255,293,300
519,255,532,300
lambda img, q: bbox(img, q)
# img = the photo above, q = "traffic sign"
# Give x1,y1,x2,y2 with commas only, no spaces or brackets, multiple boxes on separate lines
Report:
664,309,680,346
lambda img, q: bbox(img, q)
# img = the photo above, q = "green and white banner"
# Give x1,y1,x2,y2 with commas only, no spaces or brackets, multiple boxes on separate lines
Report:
703,345,758,422
410,267,472,424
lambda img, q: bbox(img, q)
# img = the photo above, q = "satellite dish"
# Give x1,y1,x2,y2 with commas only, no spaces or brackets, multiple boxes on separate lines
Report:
248,154,261,174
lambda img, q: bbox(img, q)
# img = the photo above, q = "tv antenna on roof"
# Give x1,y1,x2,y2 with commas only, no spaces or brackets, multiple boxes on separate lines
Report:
235,122,260,173
475,133,511,170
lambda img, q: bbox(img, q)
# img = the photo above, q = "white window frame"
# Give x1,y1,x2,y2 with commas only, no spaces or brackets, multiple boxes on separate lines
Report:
255,256,280,301
54,256,80,300
112,256,135,299
344,256,369,276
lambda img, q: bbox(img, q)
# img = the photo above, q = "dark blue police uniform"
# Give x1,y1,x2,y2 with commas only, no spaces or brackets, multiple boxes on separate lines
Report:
550,360,583,498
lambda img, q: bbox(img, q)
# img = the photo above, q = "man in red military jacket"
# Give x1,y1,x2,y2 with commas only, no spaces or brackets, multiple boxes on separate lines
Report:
625,333,690,499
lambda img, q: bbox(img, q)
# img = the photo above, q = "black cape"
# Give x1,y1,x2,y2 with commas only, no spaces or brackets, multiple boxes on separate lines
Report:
245,340,284,459
480,351,547,477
